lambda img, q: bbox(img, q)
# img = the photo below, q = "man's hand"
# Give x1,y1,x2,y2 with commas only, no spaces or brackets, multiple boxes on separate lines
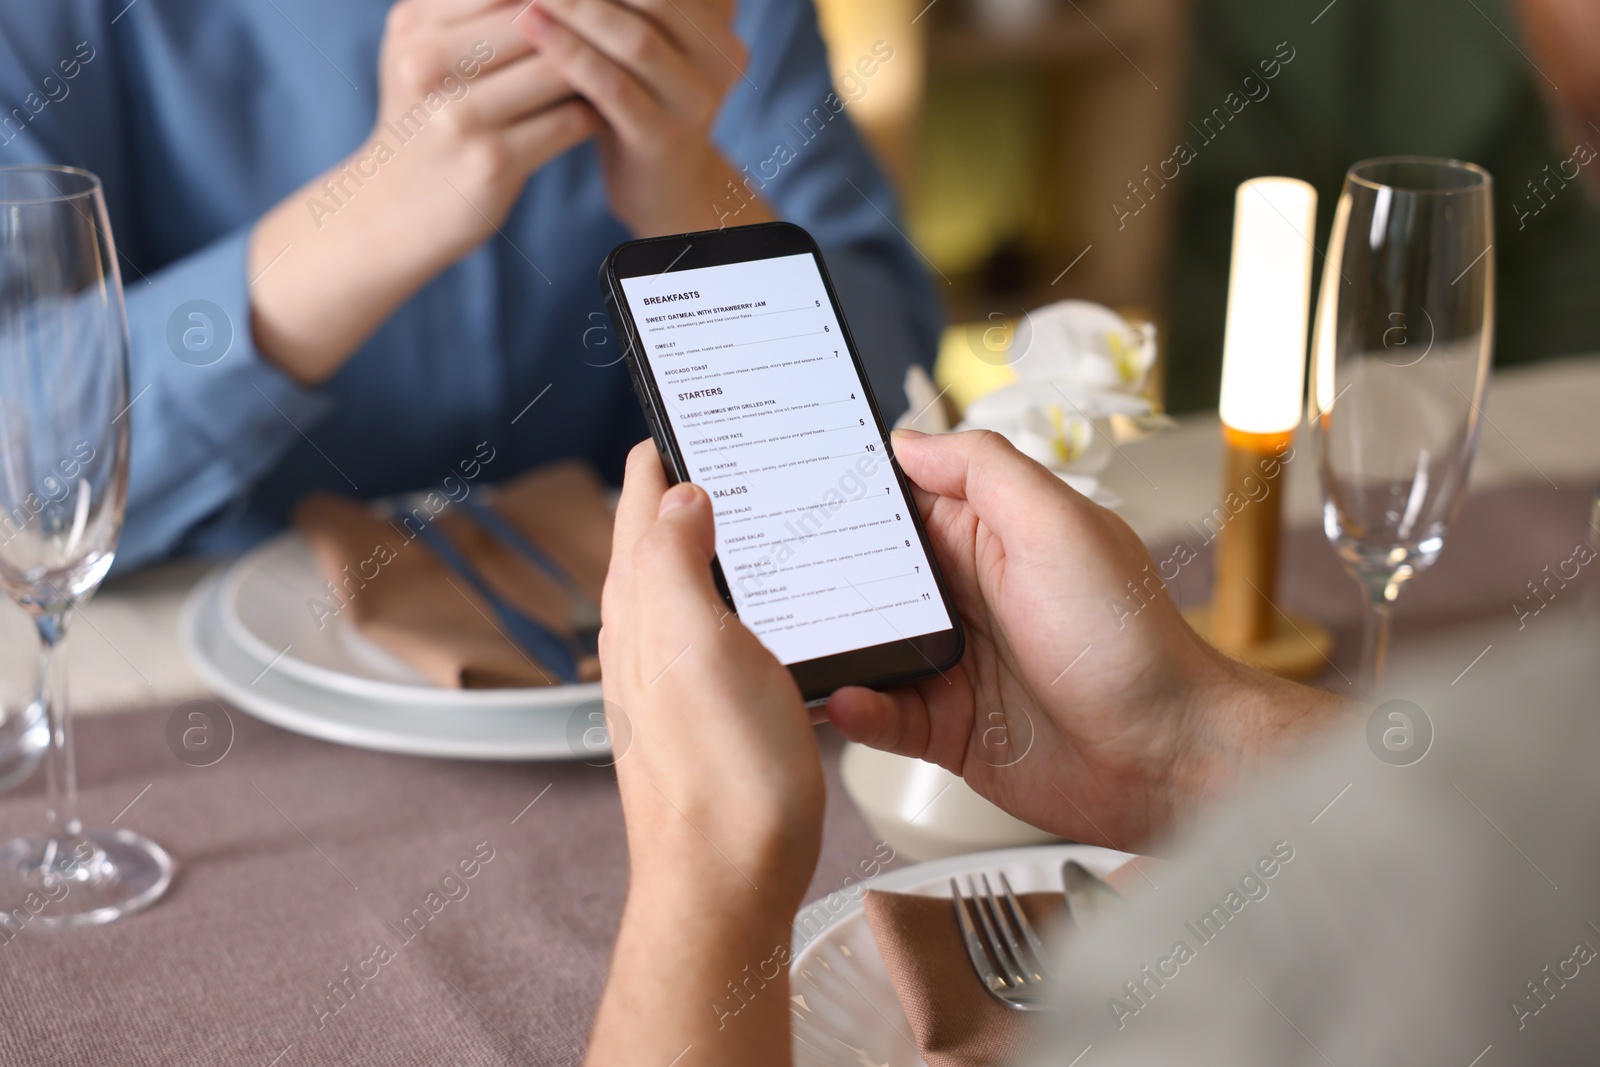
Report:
826,430,1350,852
599,439,824,906
585,440,822,1066
517,0,774,236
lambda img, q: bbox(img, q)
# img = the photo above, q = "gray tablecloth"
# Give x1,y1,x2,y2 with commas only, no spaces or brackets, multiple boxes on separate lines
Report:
1239,478,1597,685
0,714,892,1066
0,477,1594,1066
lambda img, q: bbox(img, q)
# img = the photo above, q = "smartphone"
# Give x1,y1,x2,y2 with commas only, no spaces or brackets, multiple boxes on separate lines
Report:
601,221,964,702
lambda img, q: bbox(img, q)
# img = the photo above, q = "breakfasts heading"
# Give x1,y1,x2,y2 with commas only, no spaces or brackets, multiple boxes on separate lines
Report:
642,290,701,306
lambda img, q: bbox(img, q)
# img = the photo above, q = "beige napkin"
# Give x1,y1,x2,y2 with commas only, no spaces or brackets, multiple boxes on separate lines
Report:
863,859,1157,1067
293,461,612,689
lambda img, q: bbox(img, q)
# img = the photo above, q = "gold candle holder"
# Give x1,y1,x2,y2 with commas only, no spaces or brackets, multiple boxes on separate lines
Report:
1184,427,1331,677
1181,178,1332,679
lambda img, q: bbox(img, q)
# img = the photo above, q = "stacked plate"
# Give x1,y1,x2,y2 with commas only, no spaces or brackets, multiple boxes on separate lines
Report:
179,532,605,760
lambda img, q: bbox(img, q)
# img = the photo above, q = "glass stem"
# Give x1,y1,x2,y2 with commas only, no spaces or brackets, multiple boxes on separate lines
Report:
36,605,81,846
1356,577,1394,701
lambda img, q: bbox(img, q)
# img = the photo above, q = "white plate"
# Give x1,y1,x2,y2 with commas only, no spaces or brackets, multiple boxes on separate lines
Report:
790,843,1130,1067
181,570,603,760
218,532,564,708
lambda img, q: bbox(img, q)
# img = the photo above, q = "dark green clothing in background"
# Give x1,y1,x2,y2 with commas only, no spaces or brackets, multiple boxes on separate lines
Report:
1164,0,1600,413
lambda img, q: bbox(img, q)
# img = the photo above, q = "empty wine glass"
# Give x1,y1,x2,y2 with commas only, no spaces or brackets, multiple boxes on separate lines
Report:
0,165,172,926
1310,157,1494,695
0,646,47,793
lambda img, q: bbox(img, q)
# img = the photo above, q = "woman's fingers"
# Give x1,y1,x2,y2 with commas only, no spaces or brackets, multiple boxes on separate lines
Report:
440,7,539,77
500,97,599,174
470,51,577,125
532,0,704,113
614,0,747,88
384,0,532,87
517,7,664,144
415,0,512,19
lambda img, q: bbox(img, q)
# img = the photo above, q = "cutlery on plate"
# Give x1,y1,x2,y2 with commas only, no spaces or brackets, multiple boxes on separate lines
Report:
1061,860,1123,934
459,497,602,649
410,521,585,684
951,872,1055,1011
460,499,601,633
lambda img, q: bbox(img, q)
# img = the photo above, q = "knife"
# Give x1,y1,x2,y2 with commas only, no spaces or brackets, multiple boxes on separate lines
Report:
1061,859,1123,934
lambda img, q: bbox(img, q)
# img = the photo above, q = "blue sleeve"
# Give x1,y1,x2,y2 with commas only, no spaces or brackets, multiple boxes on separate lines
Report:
718,0,942,418
116,229,336,571
0,7,333,572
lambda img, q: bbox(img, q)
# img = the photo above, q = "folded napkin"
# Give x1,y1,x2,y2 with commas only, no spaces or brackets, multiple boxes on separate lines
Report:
294,461,612,689
863,859,1155,1067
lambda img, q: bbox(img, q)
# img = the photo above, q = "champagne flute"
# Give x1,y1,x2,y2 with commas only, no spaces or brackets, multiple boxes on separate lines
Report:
1310,157,1494,695
0,648,47,793
0,165,172,926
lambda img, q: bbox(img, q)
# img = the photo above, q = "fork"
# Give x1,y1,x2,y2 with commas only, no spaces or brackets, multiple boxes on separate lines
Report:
950,872,1054,1011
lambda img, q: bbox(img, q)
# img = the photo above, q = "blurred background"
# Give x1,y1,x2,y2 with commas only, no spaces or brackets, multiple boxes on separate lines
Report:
811,0,1600,413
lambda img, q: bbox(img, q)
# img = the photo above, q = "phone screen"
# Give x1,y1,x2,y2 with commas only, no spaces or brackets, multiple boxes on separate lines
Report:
618,252,953,666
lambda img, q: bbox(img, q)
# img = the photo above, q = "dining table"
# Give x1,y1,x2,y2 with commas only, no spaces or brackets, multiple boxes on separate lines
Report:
0,353,1595,1066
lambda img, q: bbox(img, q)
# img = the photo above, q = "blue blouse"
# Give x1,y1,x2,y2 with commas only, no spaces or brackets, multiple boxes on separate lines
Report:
0,0,939,571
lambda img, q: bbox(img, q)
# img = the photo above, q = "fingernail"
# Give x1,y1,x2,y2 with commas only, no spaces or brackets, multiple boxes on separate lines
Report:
891,427,928,441
658,482,699,516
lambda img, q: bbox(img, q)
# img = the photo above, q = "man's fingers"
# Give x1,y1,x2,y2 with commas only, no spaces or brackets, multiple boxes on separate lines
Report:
826,664,982,775
611,439,670,570
629,483,729,664
891,428,1042,501
904,478,938,522
892,429,1074,548
634,483,719,604
603,439,668,632
824,685,934,759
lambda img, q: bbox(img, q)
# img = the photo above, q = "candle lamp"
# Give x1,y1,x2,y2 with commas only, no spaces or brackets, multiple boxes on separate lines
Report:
1182,177,1333,678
